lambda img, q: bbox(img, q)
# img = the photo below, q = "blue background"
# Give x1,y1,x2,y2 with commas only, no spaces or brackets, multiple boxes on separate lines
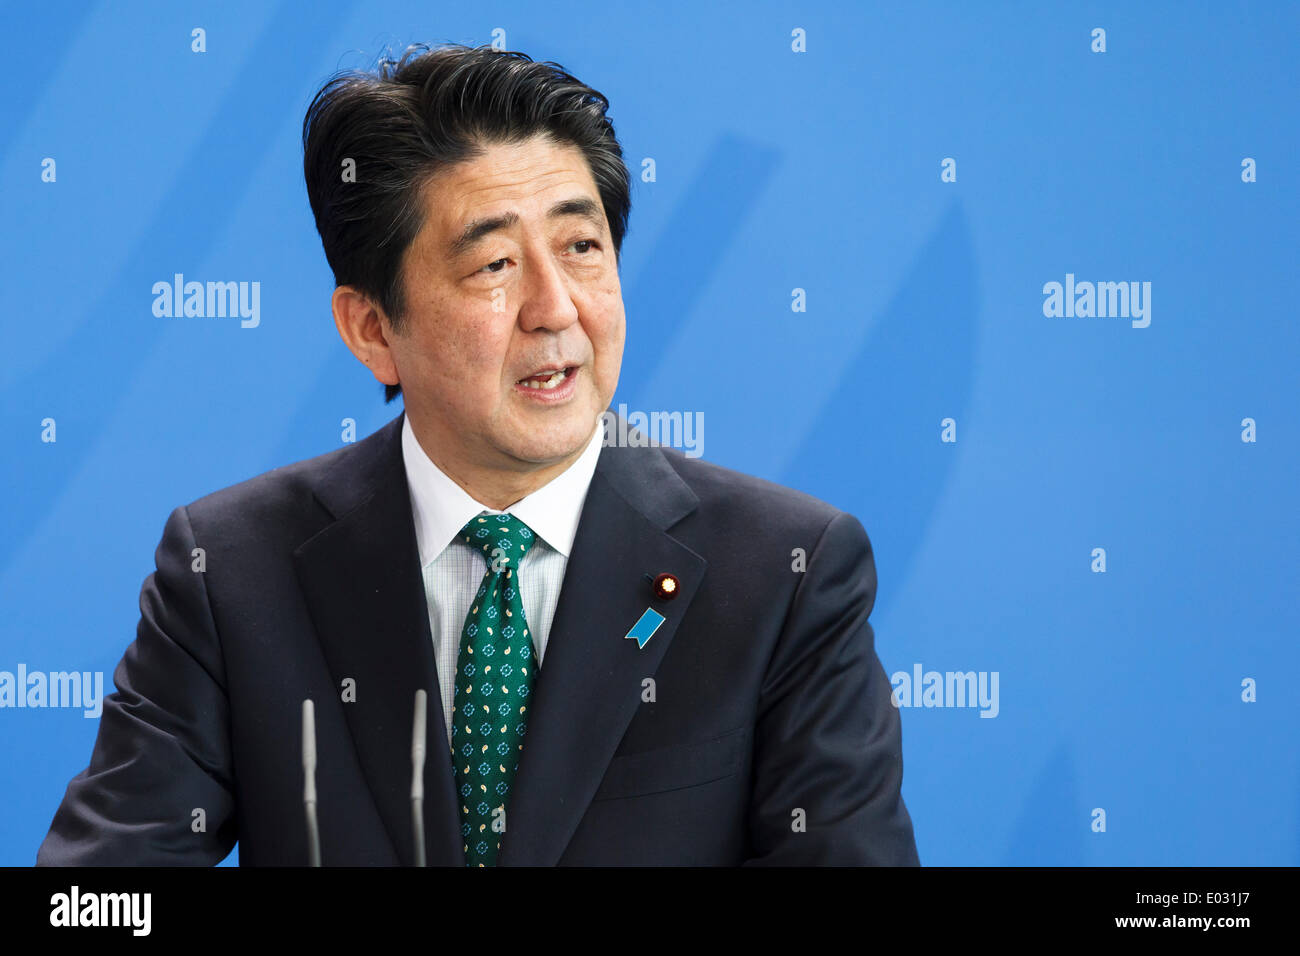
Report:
2,0,1296,866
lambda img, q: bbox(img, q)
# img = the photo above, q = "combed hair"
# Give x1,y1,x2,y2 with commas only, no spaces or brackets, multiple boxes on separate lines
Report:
302,42,631,403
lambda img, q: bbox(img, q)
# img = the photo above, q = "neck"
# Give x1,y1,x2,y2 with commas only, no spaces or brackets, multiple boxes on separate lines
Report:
407,413,596,511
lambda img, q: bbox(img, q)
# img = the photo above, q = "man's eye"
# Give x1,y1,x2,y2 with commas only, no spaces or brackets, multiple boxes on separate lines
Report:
478,241,596,275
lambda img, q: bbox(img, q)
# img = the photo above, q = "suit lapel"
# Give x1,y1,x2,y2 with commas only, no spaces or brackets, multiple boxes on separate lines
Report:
292,412,463,866
498,424,704,866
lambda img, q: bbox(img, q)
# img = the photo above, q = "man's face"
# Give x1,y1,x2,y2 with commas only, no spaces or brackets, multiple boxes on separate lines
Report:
387,134,624,473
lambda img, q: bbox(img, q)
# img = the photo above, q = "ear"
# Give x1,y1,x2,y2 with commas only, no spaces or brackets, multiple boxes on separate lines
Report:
332,286,400,389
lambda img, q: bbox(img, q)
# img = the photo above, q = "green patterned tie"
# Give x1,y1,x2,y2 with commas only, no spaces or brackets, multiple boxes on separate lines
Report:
451,512,538,867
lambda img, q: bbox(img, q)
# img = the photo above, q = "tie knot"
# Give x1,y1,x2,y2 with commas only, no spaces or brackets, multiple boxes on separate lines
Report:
458,512,538,572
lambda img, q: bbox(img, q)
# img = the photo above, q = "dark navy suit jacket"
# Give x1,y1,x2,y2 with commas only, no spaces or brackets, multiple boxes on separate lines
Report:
37,410,919,865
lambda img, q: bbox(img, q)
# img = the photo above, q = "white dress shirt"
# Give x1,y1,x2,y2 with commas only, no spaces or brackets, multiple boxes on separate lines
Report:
401,413,605,747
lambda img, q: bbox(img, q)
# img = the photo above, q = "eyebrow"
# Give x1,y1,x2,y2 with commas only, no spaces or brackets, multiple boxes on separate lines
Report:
446,197,605,261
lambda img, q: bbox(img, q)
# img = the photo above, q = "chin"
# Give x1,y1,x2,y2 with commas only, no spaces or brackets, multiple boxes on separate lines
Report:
509,416,595,463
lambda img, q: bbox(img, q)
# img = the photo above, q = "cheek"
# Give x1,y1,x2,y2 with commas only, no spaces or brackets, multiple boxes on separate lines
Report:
592,308,625,392
599,301,627,353
408,311,508,383
587,279,625,336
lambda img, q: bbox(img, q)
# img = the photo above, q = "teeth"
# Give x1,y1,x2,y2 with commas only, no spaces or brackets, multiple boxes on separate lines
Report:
519,368,568,390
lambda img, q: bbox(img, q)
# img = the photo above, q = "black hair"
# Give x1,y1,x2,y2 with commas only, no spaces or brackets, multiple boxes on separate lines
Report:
302,42,631,403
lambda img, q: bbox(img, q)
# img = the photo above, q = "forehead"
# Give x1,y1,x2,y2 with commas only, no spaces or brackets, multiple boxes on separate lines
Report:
418,135,602,235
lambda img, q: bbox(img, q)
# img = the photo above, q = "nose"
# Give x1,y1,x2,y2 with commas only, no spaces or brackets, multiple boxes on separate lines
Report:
515,241,580,333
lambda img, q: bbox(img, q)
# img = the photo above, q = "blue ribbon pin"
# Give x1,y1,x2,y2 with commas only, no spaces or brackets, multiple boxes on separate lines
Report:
624,607,666,649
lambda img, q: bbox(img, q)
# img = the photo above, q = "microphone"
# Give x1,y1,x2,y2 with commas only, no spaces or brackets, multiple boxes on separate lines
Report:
302,699,321,867
410,689,427,866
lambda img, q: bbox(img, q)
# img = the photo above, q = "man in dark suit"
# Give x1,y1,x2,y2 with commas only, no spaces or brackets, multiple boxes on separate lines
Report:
37,42,919,866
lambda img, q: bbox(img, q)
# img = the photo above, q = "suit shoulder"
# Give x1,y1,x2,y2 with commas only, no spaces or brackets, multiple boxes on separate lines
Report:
180,418,395,534
652,445,850,540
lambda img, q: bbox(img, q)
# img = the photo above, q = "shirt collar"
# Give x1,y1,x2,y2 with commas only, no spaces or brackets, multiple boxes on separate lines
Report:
401,412,605,569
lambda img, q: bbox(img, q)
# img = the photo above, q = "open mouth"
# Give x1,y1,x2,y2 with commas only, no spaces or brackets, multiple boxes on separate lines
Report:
516,366,574,390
